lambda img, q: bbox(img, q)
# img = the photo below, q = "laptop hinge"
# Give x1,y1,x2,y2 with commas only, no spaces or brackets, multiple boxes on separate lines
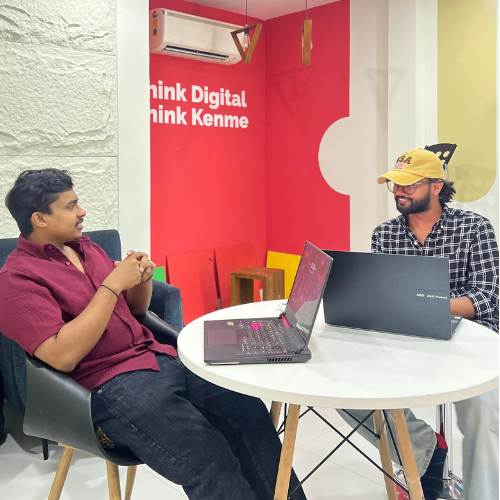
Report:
280,313,307,354
290,324,307,354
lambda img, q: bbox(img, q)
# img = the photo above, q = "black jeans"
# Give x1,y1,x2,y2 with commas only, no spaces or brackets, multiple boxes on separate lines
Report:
0,369,5,444
91,354,307,500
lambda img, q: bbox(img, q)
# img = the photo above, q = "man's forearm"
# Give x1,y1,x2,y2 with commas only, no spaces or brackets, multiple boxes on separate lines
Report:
450,296,476,319
34,284,119,372
125,278,153,316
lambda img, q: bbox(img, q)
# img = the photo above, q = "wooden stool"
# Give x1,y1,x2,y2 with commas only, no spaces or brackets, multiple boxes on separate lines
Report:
230,267,284,306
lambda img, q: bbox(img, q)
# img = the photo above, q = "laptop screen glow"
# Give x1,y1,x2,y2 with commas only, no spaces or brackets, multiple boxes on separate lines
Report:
285,242,333,340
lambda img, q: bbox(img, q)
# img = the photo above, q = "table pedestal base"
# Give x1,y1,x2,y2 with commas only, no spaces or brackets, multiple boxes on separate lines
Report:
270,401,283,429
391,409,425,500
274,405,300,500
271,405,426,500
374,410,398,500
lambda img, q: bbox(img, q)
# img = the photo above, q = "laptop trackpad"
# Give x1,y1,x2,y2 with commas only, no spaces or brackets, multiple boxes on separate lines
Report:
208,330,238,345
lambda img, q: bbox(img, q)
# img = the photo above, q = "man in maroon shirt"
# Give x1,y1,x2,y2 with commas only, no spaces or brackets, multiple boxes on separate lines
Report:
0,169,306,500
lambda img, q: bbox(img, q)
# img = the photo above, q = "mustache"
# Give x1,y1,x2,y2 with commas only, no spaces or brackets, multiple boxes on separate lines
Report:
76,219,84,226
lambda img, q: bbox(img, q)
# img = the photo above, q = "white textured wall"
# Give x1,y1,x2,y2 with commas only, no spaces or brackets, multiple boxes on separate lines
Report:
0,157,118,238
0,0,118,238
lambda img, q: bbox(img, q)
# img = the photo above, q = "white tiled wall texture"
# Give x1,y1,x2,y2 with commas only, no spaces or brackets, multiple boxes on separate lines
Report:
0,0,118,238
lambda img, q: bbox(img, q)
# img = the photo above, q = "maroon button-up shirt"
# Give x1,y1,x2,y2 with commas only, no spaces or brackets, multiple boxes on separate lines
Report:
0,236,177,390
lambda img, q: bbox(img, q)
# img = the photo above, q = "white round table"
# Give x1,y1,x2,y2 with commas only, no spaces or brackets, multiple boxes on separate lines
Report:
178,300,499,500
178,300,498,409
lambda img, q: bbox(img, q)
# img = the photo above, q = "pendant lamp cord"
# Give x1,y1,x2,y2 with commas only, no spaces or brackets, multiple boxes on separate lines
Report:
246,0,248,26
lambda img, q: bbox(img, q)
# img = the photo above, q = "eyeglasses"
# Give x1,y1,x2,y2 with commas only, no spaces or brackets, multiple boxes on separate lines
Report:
386,180,429,195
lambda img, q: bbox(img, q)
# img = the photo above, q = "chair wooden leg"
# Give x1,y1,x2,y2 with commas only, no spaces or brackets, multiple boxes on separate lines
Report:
48,446,75,500
270,401,283,429
124,465,137,500
106,461,122,500
374,410,398,500
392,409,424,500
273,404,300,500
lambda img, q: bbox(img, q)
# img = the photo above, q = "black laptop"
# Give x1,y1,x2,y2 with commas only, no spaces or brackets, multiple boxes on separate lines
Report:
322,251,462,340
204,241,333,364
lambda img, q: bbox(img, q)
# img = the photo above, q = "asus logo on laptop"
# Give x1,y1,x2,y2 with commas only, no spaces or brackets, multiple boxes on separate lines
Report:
416,290,448,301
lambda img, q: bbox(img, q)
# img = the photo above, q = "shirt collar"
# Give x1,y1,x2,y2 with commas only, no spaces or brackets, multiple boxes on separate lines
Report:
17,235,91,259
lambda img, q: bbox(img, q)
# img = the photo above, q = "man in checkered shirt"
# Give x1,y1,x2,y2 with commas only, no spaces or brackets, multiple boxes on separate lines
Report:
339,149,498,500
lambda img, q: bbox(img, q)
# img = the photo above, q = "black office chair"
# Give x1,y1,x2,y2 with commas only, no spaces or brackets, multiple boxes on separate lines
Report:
424,143,457,182
23,312,179,500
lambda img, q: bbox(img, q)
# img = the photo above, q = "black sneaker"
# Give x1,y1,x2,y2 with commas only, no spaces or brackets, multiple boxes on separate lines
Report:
421,475,447,500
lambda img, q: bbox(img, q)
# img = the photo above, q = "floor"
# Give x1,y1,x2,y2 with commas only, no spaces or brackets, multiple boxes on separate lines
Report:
0,400,463,500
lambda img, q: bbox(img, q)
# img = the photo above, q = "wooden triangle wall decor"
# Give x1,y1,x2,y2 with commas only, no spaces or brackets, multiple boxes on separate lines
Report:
231,24,263,65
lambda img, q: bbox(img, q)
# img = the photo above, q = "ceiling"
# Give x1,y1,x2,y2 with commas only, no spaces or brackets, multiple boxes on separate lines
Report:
186,0,340,21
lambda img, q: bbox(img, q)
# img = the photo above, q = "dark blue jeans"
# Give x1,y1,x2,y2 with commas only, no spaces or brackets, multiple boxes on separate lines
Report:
91,354,307,500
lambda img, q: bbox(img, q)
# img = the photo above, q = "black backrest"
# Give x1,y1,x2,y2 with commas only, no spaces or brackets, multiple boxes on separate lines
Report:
0,230,122,269
0,238,18,269
83,229,122,262
424,143,457,170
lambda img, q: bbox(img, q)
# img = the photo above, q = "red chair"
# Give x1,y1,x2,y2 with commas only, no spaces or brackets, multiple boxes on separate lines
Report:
166,249,219,324
214,244,260,309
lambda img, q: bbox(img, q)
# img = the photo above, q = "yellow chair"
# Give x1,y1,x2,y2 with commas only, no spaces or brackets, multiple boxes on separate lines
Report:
266,251,301,299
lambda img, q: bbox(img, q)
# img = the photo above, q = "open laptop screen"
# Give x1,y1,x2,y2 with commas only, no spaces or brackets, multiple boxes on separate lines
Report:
285,242,333,342
322,251,456,340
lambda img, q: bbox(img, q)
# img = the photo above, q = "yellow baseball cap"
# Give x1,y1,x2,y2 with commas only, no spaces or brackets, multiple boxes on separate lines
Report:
377,149,444,186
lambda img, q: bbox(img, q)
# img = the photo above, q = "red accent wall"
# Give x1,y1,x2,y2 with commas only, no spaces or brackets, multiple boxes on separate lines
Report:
265,1,351,255
150,0,350,267
149,0,267,266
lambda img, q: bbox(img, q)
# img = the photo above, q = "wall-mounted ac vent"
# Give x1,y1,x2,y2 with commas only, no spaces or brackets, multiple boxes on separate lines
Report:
162,45,230,62
266,357,293,363
150,9,243,65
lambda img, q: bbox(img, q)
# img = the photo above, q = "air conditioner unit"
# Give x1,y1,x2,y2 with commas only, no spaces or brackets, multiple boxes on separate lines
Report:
149,9,244,65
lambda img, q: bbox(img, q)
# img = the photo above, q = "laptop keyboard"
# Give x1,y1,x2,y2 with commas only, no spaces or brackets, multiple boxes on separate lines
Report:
238,320,289,355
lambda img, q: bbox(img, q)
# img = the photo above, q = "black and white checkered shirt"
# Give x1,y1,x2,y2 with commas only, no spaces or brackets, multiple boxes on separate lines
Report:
372,207,499,332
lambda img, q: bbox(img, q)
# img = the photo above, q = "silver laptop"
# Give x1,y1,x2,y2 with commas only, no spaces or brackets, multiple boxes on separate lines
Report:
204,241,333,364
322,251,462,340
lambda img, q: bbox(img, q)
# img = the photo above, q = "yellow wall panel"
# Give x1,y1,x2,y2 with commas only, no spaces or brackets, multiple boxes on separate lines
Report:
438,0,497,201
266,251,301,299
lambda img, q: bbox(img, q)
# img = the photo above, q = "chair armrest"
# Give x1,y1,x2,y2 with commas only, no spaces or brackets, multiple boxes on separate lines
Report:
136,311,180,349
149,281,183,331
23,354,138,465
